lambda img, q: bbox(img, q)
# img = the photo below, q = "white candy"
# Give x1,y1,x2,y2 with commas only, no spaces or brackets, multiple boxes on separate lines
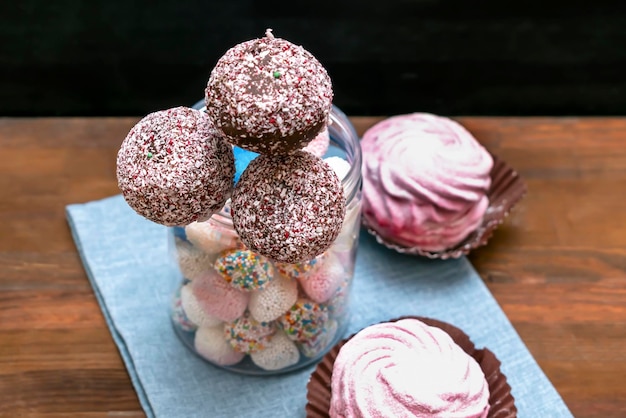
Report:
324,156,351,181
180,284,223,328
250,331,300,371
194,325,245,366
175,239,216,280
249,274,298,322
185,219,241,256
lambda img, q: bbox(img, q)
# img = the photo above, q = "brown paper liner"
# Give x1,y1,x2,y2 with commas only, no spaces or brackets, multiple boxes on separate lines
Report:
305,316,517,418
363,153,527,259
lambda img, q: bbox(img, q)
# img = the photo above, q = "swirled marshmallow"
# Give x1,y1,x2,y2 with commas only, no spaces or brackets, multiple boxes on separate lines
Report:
329,318,489,418
362,113,493,252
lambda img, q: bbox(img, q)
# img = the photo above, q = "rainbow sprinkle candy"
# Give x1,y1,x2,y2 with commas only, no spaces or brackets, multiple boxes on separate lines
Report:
224,312,276,354
275,253,324,279
278,298,329,342
215,249,274,291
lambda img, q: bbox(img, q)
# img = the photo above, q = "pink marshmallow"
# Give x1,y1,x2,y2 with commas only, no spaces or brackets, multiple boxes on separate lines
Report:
189,269,249,322
298,255,346,303
361,113,493,252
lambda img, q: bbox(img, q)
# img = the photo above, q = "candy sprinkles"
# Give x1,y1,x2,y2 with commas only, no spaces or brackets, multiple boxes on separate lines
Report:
215,249,275,292
116,30,359,373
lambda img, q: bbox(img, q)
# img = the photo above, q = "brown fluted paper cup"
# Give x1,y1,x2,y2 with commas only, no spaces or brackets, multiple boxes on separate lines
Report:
305,316,517,418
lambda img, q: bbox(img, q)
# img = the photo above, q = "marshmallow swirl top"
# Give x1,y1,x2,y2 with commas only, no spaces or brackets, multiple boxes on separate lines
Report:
361,113,493,252
329,319,490,418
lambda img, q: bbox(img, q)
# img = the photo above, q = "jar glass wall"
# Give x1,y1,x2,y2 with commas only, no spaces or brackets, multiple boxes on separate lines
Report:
168,105,362,375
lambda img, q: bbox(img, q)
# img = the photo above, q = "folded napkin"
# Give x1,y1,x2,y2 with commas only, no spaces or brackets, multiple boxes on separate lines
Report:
66,195,572,418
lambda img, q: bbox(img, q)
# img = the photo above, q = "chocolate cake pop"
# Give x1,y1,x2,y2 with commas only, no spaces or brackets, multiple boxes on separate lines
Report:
230,150,345,264
116,107,235,226
205,29,333,154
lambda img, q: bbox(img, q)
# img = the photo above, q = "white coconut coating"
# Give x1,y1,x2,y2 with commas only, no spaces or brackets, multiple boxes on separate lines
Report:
116,106,235,226
231,151,345,263
205,30,333,154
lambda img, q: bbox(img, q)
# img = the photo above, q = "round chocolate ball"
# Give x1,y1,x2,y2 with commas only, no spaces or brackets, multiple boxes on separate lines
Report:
205,30,333,154
231,150,345,263
116,106,235,226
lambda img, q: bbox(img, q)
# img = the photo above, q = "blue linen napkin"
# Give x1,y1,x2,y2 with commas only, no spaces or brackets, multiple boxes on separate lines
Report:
66,195,572,418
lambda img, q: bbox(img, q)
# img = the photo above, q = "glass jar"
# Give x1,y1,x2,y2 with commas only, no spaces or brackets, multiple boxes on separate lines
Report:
168,105,362,375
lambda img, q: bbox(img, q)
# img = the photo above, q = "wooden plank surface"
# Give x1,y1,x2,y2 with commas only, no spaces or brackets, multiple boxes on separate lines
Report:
1,116,625,417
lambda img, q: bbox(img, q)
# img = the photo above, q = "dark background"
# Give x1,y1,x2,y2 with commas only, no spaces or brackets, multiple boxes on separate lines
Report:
2,0,626,116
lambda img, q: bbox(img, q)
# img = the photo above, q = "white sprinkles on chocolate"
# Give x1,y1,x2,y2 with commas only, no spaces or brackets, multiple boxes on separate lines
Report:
116,107,235,226
205,29,333,154
231,150,346,264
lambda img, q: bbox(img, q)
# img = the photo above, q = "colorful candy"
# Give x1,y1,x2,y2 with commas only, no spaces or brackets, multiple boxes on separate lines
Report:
278,298,329,341
223,311,276,354
215,249,275,291
297,319,338,358
274,253,324,280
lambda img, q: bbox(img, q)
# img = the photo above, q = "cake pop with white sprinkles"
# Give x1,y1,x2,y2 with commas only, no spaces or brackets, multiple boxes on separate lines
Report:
117,107,235,226
231,150,346,264
205,29,333,154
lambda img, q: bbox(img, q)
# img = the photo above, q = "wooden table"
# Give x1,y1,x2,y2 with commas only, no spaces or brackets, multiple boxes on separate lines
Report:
1,116,625,417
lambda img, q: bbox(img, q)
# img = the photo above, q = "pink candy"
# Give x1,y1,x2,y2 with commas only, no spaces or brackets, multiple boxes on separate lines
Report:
185,219,241,256
187,270,249,322
223,311,276,354
304,127,330,157
298,255,345,303
180,284,222,328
